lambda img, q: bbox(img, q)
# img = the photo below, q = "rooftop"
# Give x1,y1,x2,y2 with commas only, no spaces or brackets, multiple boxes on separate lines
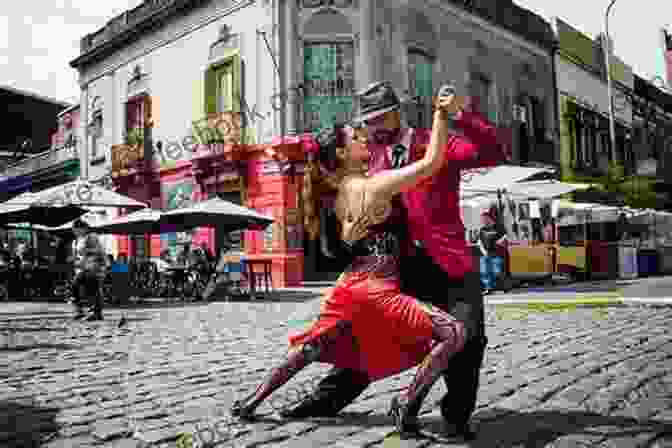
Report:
0,84,72,109
71,0,555,69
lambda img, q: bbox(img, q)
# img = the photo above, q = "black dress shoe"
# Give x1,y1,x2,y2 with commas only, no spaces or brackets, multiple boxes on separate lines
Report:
388,397,421,439
443,423,476,441
231,400,256,421
278,397,339,418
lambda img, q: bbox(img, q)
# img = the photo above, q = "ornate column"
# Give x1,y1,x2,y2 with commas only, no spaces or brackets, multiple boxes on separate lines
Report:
80,87,89,180
284,0,299,135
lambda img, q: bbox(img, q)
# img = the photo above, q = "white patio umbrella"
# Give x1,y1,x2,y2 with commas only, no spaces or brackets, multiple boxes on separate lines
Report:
30,180,147,210
0,192,88,227
460,165,554,196
160,197,274,232
92,208,165,235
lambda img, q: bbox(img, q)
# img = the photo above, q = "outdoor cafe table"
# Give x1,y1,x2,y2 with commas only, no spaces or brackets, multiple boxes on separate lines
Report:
241,256,273,299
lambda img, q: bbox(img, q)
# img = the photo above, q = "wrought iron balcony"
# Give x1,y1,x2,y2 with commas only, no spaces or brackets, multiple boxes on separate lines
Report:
0,142,79,179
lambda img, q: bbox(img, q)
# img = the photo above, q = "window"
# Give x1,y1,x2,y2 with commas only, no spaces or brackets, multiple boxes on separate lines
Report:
530,97,546,142
89,111,103,161
470,74,492,121
303,42,355,131
408,50,433,128
205,52,241,117
217,63,234,113
126,96,145,133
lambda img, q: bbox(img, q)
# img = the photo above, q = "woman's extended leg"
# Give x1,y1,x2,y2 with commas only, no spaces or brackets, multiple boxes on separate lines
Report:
390,310,467,436
232,321,353,419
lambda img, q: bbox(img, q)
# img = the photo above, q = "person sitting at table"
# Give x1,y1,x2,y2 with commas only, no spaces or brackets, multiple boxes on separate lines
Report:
106,254,115,270
200,242,216,269
176,248,189,267
201,245,238,301
156,250,172,273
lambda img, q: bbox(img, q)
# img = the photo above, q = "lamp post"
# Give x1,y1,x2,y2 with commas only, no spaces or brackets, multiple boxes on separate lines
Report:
604,0,618,163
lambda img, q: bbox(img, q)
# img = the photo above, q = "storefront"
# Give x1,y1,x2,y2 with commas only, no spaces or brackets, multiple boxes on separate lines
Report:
110,119,307,287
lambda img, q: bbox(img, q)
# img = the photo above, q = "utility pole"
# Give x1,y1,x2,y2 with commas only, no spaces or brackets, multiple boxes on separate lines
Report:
604,0,618,163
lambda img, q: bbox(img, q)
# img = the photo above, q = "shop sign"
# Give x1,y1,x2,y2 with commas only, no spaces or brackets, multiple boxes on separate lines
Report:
39,182,95,206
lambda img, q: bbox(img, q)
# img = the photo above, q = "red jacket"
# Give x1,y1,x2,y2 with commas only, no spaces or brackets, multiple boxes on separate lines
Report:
368,111,509,278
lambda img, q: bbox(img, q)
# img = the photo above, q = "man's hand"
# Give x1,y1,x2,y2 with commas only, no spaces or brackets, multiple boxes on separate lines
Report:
434,94,467,117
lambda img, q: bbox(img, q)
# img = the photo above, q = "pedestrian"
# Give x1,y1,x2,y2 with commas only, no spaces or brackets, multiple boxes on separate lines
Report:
199,242,216,268
478,207,506,295
70,220,106,321
282,81,509,440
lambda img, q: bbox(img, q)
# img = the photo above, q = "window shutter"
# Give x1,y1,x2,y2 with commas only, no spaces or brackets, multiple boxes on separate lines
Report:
205,68,218,116
144,95,153,128
126,102,137,131
232,53,242,113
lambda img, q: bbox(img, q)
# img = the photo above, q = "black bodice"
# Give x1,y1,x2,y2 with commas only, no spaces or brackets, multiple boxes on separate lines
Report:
342,230,401,257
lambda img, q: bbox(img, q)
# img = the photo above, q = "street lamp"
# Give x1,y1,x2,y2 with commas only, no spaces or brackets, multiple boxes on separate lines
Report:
604,0,618,163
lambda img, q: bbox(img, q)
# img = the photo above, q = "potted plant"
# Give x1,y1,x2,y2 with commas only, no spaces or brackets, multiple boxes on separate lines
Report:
125,128,144,148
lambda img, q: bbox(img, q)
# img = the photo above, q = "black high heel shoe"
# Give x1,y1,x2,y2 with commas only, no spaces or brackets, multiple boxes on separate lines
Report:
388,396,421,438
230,400,256,421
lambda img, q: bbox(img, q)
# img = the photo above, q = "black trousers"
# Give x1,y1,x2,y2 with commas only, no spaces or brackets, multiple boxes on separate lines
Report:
72,271,103,316
285,247,487,427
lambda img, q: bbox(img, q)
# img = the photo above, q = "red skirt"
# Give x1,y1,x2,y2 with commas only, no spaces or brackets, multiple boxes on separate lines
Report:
289,272,435,381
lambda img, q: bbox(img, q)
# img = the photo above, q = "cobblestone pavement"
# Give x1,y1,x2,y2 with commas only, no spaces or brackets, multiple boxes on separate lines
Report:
1,296,672,448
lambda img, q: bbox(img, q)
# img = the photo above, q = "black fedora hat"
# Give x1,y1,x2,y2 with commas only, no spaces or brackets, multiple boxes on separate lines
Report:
353,81,402,124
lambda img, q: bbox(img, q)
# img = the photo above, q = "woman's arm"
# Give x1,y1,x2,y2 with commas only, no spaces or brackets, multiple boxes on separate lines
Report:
364,100,455,201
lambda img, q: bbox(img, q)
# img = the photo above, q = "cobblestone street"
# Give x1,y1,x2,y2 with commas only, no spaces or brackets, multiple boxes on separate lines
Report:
1,295,672,447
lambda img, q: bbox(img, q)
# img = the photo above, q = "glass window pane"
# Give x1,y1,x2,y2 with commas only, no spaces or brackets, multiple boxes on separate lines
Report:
303,42,354,132
218,65,233,113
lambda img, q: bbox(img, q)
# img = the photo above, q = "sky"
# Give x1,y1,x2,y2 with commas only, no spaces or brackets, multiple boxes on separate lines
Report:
0,0,670,106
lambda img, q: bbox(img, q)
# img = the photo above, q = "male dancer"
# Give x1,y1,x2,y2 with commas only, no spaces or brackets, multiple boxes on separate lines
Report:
283,81,509,439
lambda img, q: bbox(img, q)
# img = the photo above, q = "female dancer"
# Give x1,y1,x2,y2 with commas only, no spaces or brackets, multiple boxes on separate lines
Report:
231,92,467,436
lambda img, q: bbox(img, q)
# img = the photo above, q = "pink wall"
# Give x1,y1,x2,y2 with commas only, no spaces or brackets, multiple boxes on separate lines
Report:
666,50,672,86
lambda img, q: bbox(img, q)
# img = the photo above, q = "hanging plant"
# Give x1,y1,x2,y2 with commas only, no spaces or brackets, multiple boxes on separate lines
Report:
125,128,144,147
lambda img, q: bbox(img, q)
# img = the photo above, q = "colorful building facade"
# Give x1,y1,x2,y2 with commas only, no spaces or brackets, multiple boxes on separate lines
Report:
553,18,634,187
70,0,556,285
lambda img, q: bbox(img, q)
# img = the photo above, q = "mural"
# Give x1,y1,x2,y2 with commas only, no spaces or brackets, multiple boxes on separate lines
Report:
162,181,195,255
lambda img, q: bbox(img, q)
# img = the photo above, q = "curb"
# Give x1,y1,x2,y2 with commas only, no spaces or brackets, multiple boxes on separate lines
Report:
486,296,672,307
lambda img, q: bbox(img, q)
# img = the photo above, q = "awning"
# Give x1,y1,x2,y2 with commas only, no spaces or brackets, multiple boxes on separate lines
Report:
460,166,553,195
503,180,594,199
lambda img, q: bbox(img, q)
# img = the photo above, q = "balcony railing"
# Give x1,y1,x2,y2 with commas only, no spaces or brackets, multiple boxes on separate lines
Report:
0,144,79,179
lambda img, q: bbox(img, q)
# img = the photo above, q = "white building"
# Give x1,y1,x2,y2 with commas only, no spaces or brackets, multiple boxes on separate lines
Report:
70,0,558,179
